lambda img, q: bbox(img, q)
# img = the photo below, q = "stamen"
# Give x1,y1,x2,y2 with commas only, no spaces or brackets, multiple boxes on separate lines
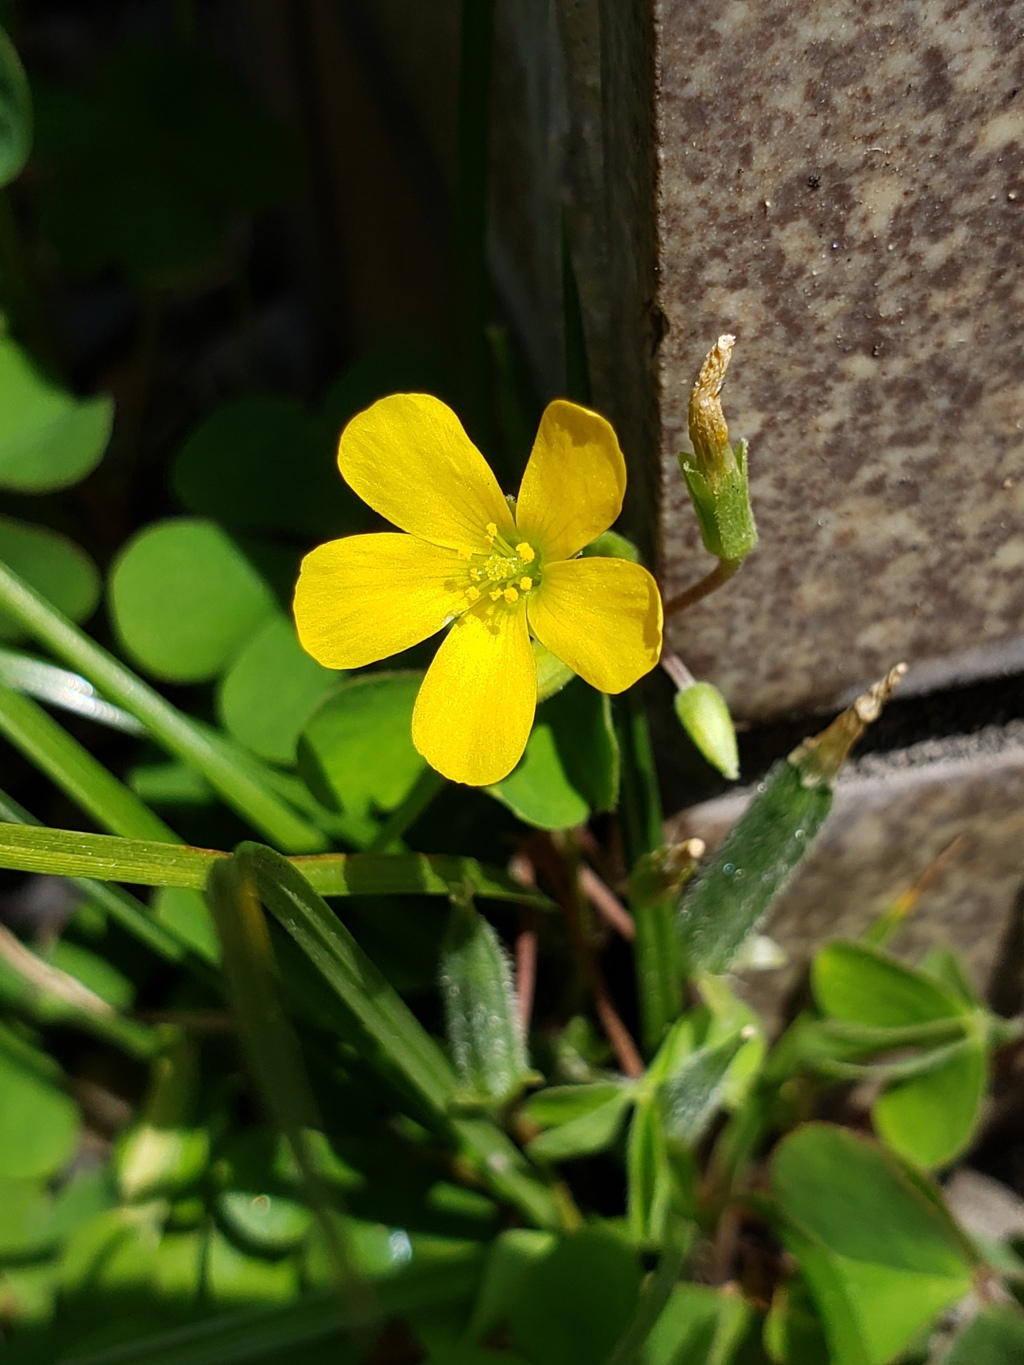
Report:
465,586,481,603
503,586,519,604
520,577,533,592
516,542,535,563
489,588,503,601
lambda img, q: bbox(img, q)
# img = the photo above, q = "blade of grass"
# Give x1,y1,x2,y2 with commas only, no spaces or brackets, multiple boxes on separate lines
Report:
0,920,159,1059
0,821,557,910
0,787,193,964
234,842,566,1229
0,559,326,852
205,854,354,1294
0,678,175,841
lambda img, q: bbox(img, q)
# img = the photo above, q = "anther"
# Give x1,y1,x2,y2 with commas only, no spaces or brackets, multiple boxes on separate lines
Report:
519,577,533,592
489,588,503,601
516,542,535,563
465,586,481,603
503,586,519,603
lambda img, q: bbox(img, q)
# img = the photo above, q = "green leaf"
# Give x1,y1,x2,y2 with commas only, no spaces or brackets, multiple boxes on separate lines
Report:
812,941,966,1027
299,672,426,818
173,397,362,538
526,1088,634,1164
943,1306,1024,1365
521,1081,628,1128
109,518,277,683
0,517,99,640
0,336,112,490
0,1027,78,1180
873,1038,987,1169
217,1189,313,1255
770,1124,974,1365
642,1283,751,1365
440,900,530,1106
491,682,619,830
217,615,338,765
676,760,833,975
656,1031,746,1147
152,886,219,961
508,1230,643,1365
0,1176,54,1257
463,1228,556,1345
0,25,31,187
627,1098,683,1246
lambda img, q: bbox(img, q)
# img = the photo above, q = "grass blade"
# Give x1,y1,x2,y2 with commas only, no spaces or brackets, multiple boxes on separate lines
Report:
0,558,325,851
0,678,174,840
0,788,193,964
233,842,565,1229
205,853,353,1291
0,821,556,910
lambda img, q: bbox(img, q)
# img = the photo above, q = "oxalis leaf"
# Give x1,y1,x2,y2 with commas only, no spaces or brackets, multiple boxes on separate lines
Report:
676,667,905,976
0,26,31,187
770,1124,975,1365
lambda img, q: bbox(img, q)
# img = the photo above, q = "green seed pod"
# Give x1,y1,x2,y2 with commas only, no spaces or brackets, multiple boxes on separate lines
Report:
676,667,906,975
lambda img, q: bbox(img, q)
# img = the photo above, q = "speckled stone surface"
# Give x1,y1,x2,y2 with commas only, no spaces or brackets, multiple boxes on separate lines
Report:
669,736,1024,1026
657,0,1024,720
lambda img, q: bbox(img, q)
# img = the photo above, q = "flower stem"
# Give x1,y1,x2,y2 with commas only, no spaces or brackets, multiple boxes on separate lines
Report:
663,556,740,618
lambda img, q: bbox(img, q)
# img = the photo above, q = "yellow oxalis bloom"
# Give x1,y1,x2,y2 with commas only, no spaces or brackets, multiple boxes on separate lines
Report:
293,394,663,786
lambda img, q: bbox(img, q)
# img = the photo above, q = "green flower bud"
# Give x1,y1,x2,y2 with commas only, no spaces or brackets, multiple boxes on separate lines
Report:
674,680,740,780
679,335,758,562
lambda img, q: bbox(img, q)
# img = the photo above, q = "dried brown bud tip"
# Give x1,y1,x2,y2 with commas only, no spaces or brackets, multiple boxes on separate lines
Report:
688,334,736,488
789,664,908,787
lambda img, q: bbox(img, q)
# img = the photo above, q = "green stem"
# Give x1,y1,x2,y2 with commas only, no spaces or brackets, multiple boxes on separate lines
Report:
663,557,740,619
616,693,680,1051
0,560,326,853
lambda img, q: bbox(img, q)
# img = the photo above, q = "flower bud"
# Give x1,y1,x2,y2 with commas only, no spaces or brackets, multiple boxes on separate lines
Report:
679,335,758,562
674,680,740,780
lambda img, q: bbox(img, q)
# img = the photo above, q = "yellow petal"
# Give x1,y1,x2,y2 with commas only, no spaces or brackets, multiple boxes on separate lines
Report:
293,533,468,669
412,603,536,785
515,400,626,562
527,557,662,694
337,394,516,553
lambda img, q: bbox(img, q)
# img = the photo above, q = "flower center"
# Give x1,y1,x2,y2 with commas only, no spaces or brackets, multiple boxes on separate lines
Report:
462,523,539,607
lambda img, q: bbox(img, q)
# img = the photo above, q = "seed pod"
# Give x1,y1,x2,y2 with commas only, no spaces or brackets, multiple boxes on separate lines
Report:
676,667,906,975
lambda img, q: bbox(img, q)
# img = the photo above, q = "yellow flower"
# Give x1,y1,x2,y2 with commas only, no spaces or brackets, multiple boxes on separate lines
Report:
293,394,663,786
